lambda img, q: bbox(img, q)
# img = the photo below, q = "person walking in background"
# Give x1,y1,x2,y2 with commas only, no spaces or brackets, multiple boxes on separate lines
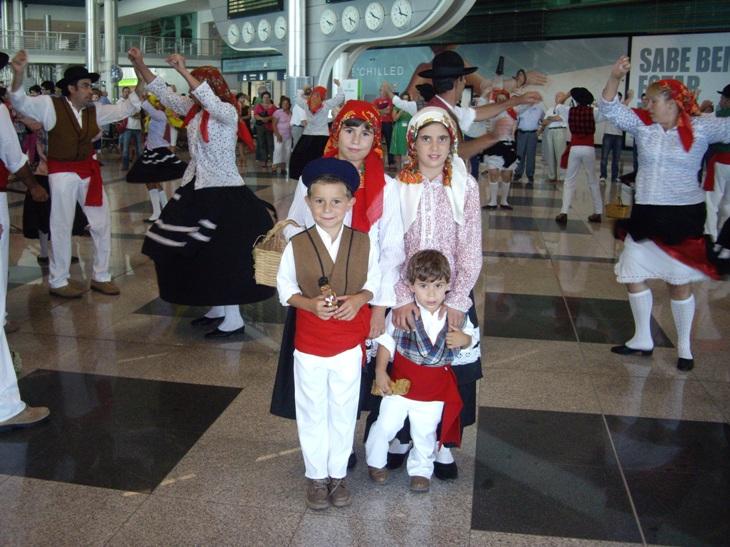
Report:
253,91,277,170
540,92,569,182
600,91,627,183
272,96,293,176
513,103,544,183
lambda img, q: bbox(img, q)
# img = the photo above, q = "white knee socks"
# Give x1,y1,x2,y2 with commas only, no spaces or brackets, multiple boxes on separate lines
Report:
671,295,695,360
488,181,499,206
626,289,654,351
204,306,225,319
158,190,168,209
499,182,511,206
219,305,244,332
148,189,161,220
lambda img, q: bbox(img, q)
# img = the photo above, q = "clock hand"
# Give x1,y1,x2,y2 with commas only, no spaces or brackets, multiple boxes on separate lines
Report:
370,12,381,21
327,20,334,28
349,17,356,24
398,7,406,16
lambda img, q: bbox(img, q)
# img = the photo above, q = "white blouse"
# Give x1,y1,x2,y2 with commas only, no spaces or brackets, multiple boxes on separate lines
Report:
599,95,730,205
141,101,170,150
282,174,405,308
147,76,243,189
295,90,345,137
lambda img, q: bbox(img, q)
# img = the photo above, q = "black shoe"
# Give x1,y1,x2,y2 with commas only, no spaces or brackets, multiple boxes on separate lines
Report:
677,358,694,371
527,177,534,183
37,256,49,266
555,213,568,224
205,326,245,339
191,316,223,327
483,204,498,210
610,344,653,356
347,452,357,470
499,204,513,210
433,461,459,481
71,256,79,264
386,451,408,470
588,214,602,223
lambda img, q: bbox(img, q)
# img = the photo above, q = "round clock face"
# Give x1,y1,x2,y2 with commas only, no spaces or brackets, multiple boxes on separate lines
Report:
257,19,271,42
365,2,385,31
342,6,360,33
274,16,287,40
242,22,255,43
227,24,239,45
391,0,413,28
320,8,337,35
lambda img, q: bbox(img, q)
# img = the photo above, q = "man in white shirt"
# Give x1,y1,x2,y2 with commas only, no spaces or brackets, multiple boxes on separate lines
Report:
9,50,142,297
513,103,545,183
540,92,569,182
290,101,307,148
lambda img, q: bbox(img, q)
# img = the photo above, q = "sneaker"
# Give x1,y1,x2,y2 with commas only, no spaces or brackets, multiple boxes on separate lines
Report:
90,280,121,295
306,479,330,510
0,406,50,432
409,476,430,493
49,283,86,298
368,466,389,484
328,478,352,507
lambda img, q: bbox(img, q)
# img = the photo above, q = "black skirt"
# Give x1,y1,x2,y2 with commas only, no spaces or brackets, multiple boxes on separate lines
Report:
22,175,89,239
484,140,519,169
141,181,275,306
288,135,329,181
615,202,706,244
126,147,187,184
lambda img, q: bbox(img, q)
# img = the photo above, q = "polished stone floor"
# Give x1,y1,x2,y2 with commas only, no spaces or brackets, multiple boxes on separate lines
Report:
1,149,729,546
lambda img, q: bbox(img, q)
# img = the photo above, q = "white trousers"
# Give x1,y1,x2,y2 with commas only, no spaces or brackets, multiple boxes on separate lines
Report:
365,395,444,478
0,194,24,421
293,344,362,480
705,162,730,241
542,127,567,180
272,137,292,166
561,145,602,215
48,172,112,288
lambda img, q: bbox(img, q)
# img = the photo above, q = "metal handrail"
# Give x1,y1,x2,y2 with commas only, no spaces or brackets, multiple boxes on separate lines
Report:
0,30,221,58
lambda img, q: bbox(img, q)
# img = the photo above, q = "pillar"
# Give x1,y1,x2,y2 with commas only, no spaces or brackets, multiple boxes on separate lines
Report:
103,0,117,100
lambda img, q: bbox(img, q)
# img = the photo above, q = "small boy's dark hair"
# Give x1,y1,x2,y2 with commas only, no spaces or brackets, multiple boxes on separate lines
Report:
406,250,451,284
306,174,354,198
29,85,42,94
342,117,374,132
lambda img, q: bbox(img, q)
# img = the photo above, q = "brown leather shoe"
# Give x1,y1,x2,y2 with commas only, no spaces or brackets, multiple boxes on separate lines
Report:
409,475,431,493
49,283,85,298
368,466,389,484
588,213,602,223
306,479,329,510
328,477,352,507
90,280,120,295
0,406,50,432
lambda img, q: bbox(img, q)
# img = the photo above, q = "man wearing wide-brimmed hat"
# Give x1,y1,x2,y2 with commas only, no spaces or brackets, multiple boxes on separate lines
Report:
0,51,51,431
8,50,142,298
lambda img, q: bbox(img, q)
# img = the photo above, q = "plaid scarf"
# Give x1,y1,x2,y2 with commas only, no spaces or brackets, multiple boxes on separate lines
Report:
395,316,459,367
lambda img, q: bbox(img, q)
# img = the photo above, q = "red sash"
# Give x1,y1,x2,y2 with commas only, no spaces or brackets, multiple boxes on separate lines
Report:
391,352,463,448
0,160,8,192
702,151,730,191
47,155,103,206
294,305,371,359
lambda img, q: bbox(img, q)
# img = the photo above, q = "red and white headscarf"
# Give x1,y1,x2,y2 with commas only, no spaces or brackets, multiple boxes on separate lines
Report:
323,100,384,232
633,79,700,152
308,86,328,114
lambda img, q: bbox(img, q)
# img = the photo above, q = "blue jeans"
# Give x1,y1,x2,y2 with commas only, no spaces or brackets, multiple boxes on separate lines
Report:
514,130,538,179
600,133,623,181
120,129,142,169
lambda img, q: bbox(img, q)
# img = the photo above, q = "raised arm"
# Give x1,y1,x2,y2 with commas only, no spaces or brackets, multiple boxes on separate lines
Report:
474,91,542,122
598,56,642,133
324,79,345,110
127,47,194,116
8,51,56,129
603,56,630,102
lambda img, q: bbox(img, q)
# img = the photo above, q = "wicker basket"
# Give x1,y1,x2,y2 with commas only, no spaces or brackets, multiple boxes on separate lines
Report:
252,219,300,287
605,196,631,219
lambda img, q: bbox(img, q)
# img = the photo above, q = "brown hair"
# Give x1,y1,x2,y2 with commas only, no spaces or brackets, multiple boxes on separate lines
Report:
306,174,354,198
406,249,451,283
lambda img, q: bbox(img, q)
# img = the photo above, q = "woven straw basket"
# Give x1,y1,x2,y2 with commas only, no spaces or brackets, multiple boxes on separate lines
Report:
252,219,300,287
605,196,631,219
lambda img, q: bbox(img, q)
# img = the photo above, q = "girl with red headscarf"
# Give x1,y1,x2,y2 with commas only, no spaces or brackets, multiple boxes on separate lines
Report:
287,81,345,181
600,56,730,372
271,100,405,424
129,50,272,338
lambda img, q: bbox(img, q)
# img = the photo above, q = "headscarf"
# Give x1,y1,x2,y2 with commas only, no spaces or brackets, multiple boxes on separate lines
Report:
323,100,385,232
183,66,253,150
308,86,327,114
490,89,517,119
397,106,468,228
632,79,700,152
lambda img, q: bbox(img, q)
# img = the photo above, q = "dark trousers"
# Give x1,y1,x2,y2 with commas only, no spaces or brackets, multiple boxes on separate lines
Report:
600,133,623,181
381,122,394,166
464,135,481,178
514,130,538,179
255,128,274,163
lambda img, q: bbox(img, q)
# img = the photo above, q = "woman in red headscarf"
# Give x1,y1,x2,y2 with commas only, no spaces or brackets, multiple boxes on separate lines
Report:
128,49,272,339
600,56,730,372
287,81,345,181
271,100,405,425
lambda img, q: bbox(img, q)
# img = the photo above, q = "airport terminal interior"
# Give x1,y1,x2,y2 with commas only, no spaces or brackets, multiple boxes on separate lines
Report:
1,1,729,545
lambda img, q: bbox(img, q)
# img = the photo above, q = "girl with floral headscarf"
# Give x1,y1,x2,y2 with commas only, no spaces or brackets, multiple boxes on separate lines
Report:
129,50,273,338
271,99,405,421
287,81,345,181
600,56,730,372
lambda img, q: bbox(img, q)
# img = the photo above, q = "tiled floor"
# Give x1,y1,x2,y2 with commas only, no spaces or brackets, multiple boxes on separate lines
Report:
1,150,728,546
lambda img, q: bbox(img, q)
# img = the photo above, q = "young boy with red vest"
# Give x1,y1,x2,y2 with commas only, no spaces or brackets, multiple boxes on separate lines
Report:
276,157,381,510
365,249,477,493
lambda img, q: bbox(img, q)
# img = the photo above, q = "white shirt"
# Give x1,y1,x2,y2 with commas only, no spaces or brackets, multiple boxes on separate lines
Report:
0,104,28,173
464,97,489,138
373,303,478,359
142,101,170,150
283,174,405,307
602,119,623,136
544,105,567,129
290,103,307,126
296,90,345,136
516,104,545,131
147,76,243,189
599,95,730,205
276,223,382,307
391,95,418,117
10,89,141,133
430,95,476,133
